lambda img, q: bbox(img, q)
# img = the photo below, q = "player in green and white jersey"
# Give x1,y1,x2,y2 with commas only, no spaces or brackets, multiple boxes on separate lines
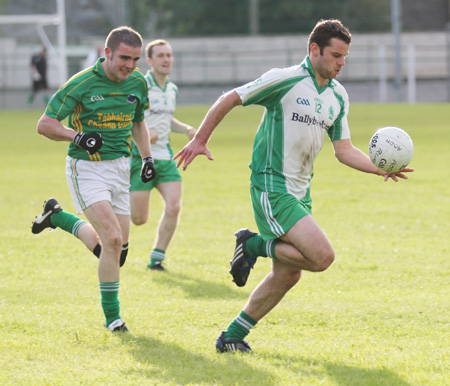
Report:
31,27,156,333
130,40,196,271
175,19,414,353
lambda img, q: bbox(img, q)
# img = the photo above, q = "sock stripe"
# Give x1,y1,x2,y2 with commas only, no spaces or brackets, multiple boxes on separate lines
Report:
99,281,121,327
236,315,254,330
150,250,165,261
72,220,87,237
100,281,120,291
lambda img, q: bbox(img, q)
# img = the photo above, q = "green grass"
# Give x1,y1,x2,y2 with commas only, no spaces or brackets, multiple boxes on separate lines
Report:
1,104,449,386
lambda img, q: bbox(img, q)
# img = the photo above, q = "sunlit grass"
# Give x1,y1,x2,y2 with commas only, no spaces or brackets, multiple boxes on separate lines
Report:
0,104,449,385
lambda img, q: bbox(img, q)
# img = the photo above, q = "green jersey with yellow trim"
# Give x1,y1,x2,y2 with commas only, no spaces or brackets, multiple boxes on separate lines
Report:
234,56,351,200
45,58,148,161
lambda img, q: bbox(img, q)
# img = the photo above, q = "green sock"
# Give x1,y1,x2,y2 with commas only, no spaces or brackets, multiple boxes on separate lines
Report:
224,311,257,341
99,281,121,327
50,210,86,237
246,234,278,259
149,248,165,267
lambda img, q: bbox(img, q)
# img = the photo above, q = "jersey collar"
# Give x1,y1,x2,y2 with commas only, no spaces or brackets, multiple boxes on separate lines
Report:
93,57,107,78
301,56,336,93
146,70,169,92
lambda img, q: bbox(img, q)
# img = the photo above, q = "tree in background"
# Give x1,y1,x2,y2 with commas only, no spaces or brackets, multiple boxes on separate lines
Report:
2,0,446,40
127,0,391,37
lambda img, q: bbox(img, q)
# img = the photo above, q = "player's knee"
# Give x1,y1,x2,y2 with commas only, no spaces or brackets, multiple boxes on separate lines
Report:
165,200,181,218
313,250,335,272
103,232,124,252
131,213,147,226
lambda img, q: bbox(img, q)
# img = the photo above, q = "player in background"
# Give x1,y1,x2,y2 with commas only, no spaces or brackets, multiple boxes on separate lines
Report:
175,19,414,352
31,26,156,333
130,39,196,271
27,47,50,107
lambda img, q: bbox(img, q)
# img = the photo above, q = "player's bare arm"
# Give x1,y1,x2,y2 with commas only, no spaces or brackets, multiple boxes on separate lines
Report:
333,138,414,182
37,113,78,142
171,118,196,139
37,113,104,156
174,90,242,170
148,128,159,144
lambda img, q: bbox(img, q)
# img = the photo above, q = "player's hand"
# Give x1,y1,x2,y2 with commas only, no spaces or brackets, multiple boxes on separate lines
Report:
173,140,213,170
73,132,103,155
141,156,156,183
382,167,414,182
149,129,159,144
186,127,197,140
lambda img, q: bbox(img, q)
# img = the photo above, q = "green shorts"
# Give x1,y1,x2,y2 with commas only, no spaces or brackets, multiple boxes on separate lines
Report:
130,156,182,191
250,186,312,241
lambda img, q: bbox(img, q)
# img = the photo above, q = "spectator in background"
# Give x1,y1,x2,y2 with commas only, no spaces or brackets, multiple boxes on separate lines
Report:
27,47,50,107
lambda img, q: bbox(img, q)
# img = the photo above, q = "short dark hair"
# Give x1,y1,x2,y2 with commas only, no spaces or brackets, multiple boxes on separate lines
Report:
307,19,351,55
105,26,143,52
146,39,170,59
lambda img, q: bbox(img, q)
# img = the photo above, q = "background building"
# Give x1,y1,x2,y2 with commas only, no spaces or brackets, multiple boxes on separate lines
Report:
1,0,450,108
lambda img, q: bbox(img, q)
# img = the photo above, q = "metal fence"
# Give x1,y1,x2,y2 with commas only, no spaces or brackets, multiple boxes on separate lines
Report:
1,31,450,109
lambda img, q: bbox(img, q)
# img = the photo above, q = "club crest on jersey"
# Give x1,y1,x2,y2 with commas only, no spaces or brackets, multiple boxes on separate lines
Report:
329,105,335,120
127,94,137,104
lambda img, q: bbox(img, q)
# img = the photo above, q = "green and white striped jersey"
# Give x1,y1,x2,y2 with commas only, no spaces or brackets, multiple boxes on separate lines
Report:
235,56,351,200
46,58,148,161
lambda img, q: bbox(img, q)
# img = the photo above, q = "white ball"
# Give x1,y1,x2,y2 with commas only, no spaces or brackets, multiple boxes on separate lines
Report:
368,126,414,173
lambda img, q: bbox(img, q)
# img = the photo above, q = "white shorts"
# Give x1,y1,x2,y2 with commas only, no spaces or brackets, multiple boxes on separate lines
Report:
65,156,131,215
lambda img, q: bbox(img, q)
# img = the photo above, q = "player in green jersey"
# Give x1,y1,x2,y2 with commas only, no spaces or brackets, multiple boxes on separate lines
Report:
130,39,196,271
31,26,156,333
175,19,414,352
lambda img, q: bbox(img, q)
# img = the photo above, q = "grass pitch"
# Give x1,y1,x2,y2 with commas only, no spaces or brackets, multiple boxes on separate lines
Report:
0,103,449,385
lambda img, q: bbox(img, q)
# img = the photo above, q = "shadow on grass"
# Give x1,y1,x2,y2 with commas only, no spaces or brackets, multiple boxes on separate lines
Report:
264,353,412,386
324,362,412,386
150,271,249,300
119,334,274,385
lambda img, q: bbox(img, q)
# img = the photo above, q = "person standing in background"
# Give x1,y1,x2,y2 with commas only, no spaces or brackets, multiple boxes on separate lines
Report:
27,47,50,107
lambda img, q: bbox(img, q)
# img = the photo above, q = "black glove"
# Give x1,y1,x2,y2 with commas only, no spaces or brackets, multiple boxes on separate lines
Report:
141,156,156,183
73,132,103,155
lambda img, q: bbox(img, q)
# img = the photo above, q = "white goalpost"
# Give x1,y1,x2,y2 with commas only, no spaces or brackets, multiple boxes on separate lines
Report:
0,0,67,84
